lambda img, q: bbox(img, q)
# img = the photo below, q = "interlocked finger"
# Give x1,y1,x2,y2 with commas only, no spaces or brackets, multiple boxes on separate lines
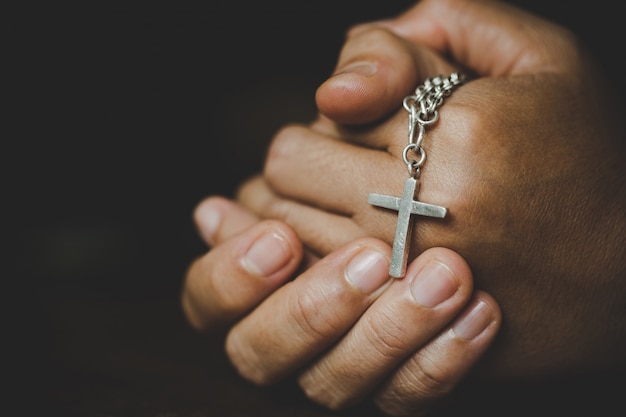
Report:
296,248,497,411
224,238,393,385
373,291,501,416
181,197,303,332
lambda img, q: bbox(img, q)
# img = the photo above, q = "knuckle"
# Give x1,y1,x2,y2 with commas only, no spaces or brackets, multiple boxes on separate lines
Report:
234,176,261,207
288,286,340,343
407,352,457,397
183,258,229,317
225,330,275,386
299,371,356,411
187,254,252,325
261,198,292,224
445,101,489,155
196,257,242,314
180,286,209,332
362,307,413,360
265,123,307,175
302,390,353,412
379,352,455,411
375,397,432,417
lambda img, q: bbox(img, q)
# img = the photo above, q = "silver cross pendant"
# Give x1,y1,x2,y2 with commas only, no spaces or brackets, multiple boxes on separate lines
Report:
368,177,447,278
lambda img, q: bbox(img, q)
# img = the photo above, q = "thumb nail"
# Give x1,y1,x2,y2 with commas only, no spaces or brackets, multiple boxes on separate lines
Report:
333,60,378,77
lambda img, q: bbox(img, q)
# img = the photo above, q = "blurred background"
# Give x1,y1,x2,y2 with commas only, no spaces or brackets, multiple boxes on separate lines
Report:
13,2,623,416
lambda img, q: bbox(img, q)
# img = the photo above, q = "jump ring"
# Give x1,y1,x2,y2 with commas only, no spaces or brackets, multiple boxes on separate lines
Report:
402,144,426,167
403,96,417,113
417,110,439,125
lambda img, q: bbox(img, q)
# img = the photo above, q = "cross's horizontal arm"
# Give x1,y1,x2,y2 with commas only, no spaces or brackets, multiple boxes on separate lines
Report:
411,201,447,218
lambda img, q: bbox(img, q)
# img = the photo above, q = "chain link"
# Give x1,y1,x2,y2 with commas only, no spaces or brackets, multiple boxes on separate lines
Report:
402,72,465,177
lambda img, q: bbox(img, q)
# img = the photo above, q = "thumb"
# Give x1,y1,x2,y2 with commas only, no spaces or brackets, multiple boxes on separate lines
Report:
316,25,456,125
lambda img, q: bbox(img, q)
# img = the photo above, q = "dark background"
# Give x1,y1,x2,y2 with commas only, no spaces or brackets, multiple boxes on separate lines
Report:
14,3,624,416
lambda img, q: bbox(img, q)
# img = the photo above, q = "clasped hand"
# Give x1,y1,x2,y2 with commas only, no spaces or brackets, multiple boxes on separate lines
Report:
182,0,626,415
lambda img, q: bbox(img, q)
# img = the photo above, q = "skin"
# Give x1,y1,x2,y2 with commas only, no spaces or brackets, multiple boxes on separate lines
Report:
183,0,626,415
237,0,626,384
183,196,501,415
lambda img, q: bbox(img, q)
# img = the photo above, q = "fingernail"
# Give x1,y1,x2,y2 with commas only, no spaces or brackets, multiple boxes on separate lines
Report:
333,60,378,77
452,299,494,339
241,231,292,276
196,203,221,245
410,261,458,307
345,249,390,294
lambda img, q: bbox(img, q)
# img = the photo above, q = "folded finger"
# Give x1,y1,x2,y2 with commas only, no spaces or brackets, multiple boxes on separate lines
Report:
193,196,260,247
263,123,405,215
374,290,501,417
181,216,303,332
296,247,480,410
237,176,366,256
224,237,393,385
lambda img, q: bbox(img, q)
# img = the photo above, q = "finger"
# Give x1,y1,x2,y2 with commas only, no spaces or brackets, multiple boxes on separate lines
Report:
374,290,501,417
259,123,452,238
181,218,303,332
382,0,578,76
193,196,260,247
236,176,366,257
261,123,413,215
296,247,479,410
224,237,393,385
316,24,457,125
197,194,321,269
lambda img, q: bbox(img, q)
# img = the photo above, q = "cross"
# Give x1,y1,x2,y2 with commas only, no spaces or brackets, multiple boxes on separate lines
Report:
368,177,447,278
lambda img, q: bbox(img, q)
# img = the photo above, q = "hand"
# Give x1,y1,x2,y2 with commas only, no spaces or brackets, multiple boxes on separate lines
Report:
237,0,626,378
181,196,501,415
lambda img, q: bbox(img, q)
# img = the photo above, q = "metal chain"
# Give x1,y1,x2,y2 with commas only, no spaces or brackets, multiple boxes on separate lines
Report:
402,72,465,177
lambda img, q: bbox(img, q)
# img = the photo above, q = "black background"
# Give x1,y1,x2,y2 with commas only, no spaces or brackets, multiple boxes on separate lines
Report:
13,2,625,416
